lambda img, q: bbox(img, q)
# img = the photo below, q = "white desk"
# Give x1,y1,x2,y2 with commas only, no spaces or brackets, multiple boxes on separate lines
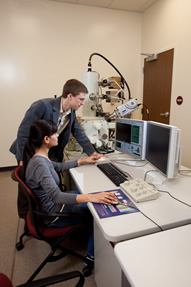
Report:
70,159,191,241
114,224,191,287
69,155,191,286
70,163,160,242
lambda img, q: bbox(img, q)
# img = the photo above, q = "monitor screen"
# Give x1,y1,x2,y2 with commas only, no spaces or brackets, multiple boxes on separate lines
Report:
145,121,181,178
115,119,147,160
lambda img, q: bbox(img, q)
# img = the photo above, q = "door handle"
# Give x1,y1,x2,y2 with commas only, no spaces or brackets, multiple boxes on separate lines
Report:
160,112,169,117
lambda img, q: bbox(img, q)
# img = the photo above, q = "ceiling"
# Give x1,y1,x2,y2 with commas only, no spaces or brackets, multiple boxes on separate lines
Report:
48,0,158,13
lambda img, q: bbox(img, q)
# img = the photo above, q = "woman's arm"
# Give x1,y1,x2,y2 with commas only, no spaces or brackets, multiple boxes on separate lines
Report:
51,160,78,172
51,154,101,172
28,157,117,206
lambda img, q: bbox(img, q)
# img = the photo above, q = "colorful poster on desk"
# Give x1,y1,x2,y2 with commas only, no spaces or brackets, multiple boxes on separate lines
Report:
92,188,139,219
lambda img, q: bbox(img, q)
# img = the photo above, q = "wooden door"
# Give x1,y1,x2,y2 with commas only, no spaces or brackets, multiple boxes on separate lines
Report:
142,49,174,124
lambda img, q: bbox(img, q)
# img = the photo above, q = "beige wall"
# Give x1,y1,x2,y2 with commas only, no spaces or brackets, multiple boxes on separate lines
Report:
0,0,142,167
142,0,191,168
2,0,190,169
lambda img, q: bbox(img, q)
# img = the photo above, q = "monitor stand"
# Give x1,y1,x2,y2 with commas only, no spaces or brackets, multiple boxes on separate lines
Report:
146,171,167,186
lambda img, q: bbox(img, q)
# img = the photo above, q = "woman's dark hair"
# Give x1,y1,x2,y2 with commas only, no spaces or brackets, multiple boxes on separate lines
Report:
22,119,57,177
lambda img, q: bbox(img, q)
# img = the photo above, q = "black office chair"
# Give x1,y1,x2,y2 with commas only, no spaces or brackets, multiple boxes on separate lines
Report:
11,166,93,286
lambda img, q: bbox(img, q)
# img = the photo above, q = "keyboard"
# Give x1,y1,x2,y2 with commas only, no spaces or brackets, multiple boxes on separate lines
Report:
120,178,159,202
97,163,132,186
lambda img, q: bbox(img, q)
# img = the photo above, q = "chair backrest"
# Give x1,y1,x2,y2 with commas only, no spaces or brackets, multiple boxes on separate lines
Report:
12,166,81,241
12,166,45,239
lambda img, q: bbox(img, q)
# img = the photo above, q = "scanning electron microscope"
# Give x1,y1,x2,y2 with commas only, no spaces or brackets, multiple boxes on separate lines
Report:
77,53,140,154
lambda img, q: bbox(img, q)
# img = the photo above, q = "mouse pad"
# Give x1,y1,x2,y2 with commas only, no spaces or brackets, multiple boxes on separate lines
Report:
92,189,139,219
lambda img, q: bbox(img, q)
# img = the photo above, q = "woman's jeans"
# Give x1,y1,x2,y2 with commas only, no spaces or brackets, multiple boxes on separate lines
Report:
48,191,94,257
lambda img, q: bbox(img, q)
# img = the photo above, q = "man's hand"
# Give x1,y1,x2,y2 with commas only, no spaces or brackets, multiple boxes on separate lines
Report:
19,161,23,166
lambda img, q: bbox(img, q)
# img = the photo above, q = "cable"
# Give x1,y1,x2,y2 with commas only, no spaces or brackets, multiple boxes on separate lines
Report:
93,145,114,154
109,129,115,138
110,78,128,100
88,53,131,100
138,209,163,231
133,183,191,231
158,189,191,208
128,204,162,231
113,160,148,168
143,170,191,208
132,187,191,231
178,169,191,176
138,103,150,120
144,169,161,181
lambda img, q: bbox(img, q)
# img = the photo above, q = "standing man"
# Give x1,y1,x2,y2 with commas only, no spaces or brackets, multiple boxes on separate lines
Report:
10,79,97,220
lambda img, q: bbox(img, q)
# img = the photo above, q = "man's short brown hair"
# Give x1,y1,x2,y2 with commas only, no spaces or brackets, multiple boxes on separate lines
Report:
62,79,88,98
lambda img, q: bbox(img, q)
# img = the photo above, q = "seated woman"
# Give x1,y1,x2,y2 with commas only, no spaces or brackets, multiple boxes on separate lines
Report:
22,119,117,266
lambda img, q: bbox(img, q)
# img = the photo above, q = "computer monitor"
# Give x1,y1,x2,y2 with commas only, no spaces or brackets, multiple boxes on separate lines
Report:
145,121,181,178
115,118,147,160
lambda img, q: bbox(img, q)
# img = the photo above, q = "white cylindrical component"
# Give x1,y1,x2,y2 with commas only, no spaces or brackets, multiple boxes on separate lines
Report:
81,71,99,117
93,122,102,130
96,140,102,147
89,137,96,144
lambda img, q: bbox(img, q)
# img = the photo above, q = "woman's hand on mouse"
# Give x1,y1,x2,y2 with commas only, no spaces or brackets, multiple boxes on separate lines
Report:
76,192,117,205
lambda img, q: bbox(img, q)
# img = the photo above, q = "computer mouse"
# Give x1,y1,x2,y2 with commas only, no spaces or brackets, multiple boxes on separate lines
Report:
97,157,110,164
112,199,119,205
112,200,119,205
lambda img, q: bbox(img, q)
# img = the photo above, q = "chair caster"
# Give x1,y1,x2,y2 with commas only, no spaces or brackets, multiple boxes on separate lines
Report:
16,242,24,251
82,265,93,277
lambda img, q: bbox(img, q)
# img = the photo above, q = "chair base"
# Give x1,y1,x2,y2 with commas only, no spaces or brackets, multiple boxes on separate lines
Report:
15,230,93,281
17,271,85,287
